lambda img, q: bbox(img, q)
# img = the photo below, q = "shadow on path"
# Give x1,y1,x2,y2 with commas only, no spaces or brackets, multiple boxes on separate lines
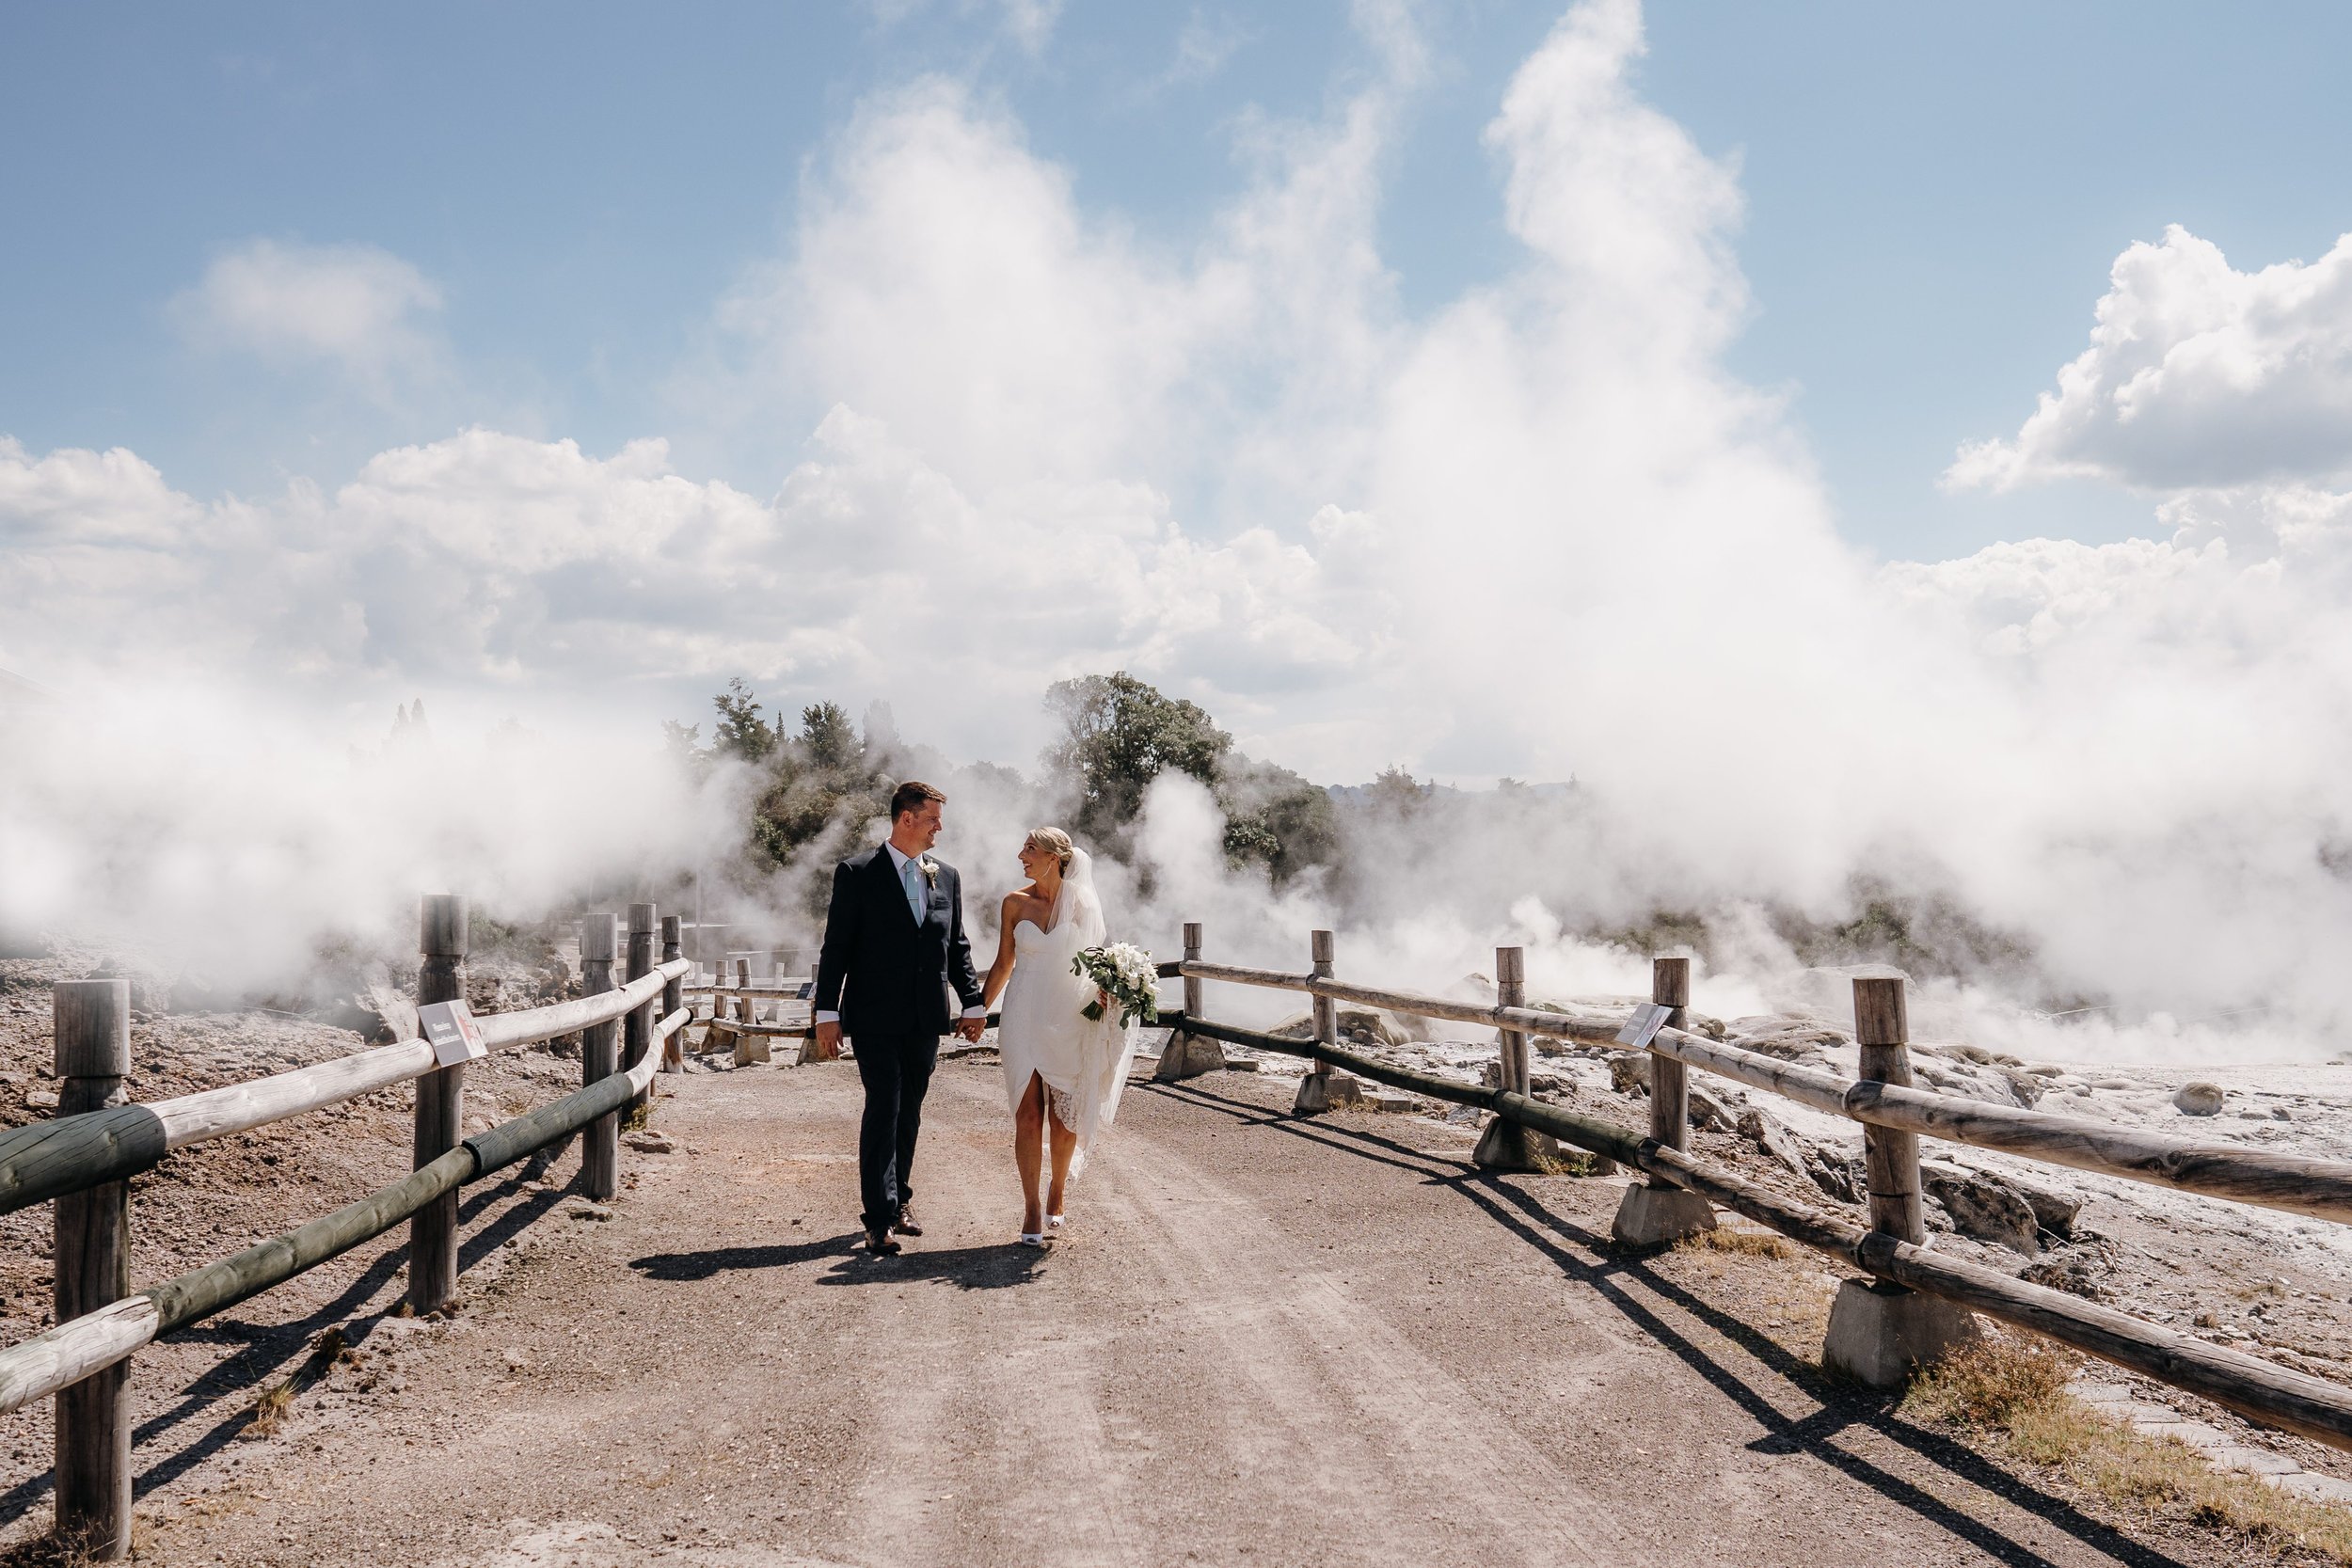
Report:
1147,1080,2190,1568
631,1234,1044,1292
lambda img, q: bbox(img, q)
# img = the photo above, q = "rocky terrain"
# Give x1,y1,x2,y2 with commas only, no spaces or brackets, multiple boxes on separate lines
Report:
1248,990,2352,1364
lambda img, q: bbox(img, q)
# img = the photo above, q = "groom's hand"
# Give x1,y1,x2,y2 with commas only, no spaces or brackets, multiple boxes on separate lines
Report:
955,1015,986,1043
815,1020,843,1055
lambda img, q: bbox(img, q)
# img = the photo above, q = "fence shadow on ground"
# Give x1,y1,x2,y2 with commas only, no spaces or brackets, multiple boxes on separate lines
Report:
1147,1080,2194,1568
0,1155,574,1531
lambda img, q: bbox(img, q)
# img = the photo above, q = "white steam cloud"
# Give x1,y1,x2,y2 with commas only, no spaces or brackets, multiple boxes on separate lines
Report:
7,0,2352,1063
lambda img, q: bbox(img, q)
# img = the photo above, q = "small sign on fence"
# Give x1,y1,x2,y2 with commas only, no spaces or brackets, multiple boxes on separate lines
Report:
418,999,486,1066
1614,1002,1673,1051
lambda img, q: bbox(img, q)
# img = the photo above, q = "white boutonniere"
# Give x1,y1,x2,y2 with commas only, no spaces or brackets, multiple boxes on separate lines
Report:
919,858,939,888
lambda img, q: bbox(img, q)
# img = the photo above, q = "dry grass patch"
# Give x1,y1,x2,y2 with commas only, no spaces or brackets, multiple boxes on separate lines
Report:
1907,1332,2074,1425
241,1383,294,1439
1677,1227,1795,1261
1909,1332,2352,1561
240,1323,348,1440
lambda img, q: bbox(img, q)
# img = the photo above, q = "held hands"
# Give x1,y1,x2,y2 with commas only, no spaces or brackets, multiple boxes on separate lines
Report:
955,1014,988,1043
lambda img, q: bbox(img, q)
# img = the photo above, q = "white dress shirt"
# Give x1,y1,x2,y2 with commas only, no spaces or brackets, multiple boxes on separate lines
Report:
816,841,988,1025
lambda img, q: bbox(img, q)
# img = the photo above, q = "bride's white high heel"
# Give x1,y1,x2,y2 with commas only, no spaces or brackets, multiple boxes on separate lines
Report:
1017,1230,1048,1247
1045,1212,1066,1231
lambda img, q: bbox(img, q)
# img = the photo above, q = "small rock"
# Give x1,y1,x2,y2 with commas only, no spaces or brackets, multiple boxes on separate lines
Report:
2008,1176,2081,1239
1804,1148,1861,1204
1921,1160,2041,1255
24,1089,58,1112
565,1202,614,1223
1996,1069,2046,1107
1607,1053,1651,1095
1725,1018,1847,1063
1686,1084,1736,1132
622,1132,677,1153
2173,1082,2226,1117
1736,1107,1811,1181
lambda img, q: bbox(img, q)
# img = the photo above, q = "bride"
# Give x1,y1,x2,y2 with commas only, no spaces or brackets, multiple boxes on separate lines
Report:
980,828,1141,1246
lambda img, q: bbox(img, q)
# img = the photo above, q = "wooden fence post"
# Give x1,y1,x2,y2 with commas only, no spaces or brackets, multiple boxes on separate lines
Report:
580,913,619,1201
660,916,685,1074
1474,946,1557,1170
1154,920,1226,1081
1611,956,1714,1243
408,895,466,1315
1821,975,1977,1386
1293,929,1361,1114
733,957,771,1066
624,903,656,1116
52,979,131,1560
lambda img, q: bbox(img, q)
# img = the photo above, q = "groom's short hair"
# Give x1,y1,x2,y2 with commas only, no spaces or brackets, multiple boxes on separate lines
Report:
889,780,946,821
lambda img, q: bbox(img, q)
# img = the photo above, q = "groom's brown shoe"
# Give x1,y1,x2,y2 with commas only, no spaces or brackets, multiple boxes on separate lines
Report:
864,1226,901,1256
891,1206,923,1238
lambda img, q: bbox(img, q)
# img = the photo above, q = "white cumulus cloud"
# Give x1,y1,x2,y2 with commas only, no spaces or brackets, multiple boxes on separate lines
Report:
1946,225,2352,494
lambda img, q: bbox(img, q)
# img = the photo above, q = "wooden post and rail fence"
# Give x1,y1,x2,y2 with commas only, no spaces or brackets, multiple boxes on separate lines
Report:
0,895,692,1559
1148,923,2352,1456
15,905,2352,1551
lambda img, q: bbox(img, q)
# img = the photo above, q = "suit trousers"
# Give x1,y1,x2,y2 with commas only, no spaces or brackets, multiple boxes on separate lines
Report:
852,1028,941,1230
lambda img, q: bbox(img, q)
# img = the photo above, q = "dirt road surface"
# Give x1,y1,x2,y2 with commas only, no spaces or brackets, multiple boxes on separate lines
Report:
68,1059,2228,1566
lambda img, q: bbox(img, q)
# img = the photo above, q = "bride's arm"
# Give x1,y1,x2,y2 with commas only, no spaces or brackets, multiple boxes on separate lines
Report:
980,893,1022,1009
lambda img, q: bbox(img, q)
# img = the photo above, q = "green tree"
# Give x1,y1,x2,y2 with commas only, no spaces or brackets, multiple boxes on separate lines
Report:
1364,765,1430,816
1043,672,1231,837
1218,757,1340,883
712,678,776,764
800,702,860,772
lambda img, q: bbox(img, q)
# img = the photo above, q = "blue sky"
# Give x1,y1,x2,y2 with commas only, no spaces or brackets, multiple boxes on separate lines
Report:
8,0,2348,564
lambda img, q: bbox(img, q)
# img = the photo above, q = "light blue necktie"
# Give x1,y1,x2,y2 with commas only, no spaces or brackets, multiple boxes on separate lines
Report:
900,855,924,923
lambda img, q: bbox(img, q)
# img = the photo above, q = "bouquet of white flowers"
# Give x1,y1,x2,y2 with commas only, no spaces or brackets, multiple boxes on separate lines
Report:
1073,942,1159,1028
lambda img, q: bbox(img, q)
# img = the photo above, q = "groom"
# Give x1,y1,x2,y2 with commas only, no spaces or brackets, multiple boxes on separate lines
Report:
813,780,988,1255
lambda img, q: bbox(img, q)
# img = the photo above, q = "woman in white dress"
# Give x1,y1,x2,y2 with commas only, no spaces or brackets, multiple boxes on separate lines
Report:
980,828,1141,1245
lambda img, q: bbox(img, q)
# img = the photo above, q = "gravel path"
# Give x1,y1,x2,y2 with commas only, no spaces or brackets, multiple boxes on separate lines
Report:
101,1059,2224,1566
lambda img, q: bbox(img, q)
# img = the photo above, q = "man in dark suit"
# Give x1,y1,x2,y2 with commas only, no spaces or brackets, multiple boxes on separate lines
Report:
813,780,988,1255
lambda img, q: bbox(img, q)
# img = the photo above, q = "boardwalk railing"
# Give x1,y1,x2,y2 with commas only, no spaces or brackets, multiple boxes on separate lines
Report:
0,895,691,1559
1160,927,2352,1455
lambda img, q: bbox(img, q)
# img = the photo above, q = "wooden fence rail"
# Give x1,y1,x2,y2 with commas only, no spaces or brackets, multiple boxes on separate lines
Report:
0,958,690,1220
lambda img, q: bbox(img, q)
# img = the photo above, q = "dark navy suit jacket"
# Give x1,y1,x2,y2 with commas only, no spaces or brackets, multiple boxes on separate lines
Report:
813,845,985,1039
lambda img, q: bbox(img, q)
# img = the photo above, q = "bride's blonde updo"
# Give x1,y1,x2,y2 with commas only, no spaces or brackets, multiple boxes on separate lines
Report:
1023,826,1075,872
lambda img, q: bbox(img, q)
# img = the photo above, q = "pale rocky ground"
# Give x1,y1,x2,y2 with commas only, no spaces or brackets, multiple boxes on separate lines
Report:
2,944,2351,1562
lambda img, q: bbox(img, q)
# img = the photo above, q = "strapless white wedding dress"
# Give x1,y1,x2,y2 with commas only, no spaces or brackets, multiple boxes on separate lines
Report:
997,851,1139,1179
